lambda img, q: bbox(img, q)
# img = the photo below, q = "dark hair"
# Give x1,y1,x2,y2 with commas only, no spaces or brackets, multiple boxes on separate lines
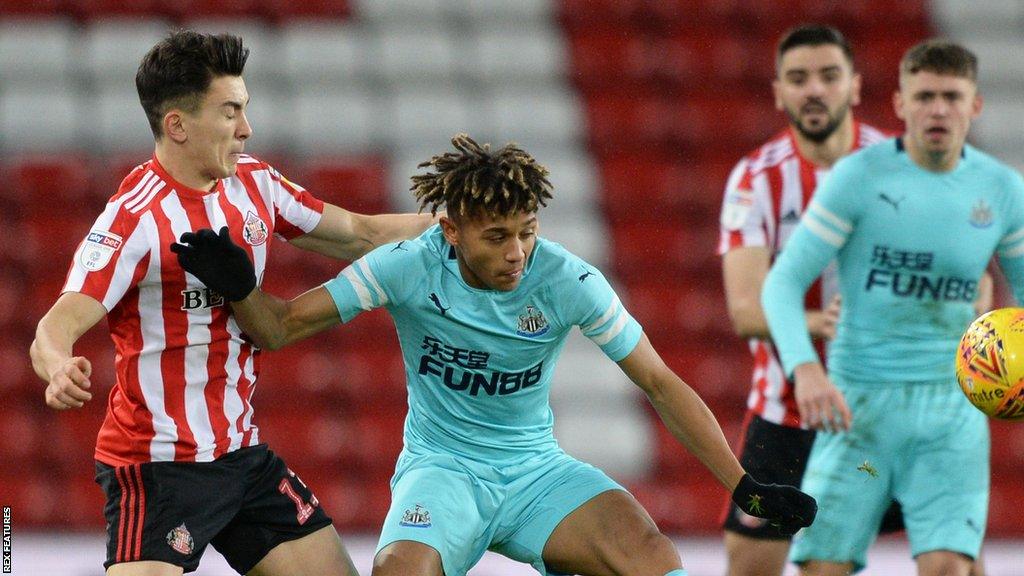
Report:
136,30,249,138
411,133,553,219
900,39,978,81
776,25,854,70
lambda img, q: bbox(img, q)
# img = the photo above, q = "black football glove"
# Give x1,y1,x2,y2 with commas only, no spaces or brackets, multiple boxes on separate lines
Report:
731,474,817,536
170,226,256,302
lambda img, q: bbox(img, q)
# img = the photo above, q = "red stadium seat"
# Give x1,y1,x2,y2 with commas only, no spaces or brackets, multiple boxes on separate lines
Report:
990,420,1024,476
628,478,725,532
162,0,260,20
0,472,65,527
0,404,45,468
621,280,731,341
262,0,351,21
567,31,650,89
314,477,391,530
584,93,673,152
608,221,720,280
256,407,403,477
6,155,93,219
258,335,406,410
668,92,778,152
65,0,164,19
660,31,754,86
988,480,1024,536
0,0,63,16
298,156,390,215
599,153,728,225
558,0,644,30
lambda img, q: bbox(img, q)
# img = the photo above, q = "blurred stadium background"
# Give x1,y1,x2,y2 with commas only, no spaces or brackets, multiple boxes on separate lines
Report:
1,0,1022,574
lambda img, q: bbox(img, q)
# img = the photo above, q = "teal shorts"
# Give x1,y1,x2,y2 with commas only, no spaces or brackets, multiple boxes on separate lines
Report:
376,449,624,576
790,379,989,572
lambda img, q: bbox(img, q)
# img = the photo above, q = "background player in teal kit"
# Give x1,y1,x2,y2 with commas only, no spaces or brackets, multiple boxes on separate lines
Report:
171,134,816,576
762,40,1024,576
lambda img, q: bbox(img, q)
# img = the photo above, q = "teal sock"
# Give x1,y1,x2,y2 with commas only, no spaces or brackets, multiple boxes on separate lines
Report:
664,570,688,576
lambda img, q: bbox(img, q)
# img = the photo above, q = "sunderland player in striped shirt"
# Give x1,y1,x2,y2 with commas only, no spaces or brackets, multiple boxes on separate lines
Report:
763,40,1023,576
720,27,991,576
171,134,817,576
29,31,435,576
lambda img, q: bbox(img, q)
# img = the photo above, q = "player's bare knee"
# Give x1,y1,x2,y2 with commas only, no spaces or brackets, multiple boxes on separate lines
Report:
609,528,679,575
371,542,443,576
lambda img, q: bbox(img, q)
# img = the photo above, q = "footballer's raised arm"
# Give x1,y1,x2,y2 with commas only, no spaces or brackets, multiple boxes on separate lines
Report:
231,287,341,351
291,203,439,261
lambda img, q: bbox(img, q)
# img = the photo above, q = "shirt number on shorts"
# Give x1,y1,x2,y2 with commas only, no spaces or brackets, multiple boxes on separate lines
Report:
278,478,315,525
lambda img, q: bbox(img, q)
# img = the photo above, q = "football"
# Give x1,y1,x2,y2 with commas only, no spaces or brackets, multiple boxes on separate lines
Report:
955,308,1024,421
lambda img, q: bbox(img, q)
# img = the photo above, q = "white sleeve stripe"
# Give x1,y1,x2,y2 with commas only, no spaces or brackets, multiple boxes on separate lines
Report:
121,171,155,206
581,296,621,335
124,176,161,212
590,313,629,346
804,216,847,248
808,200,853,233
128,181,166,214
354,260,388,305
1001,243,1024,258
340,267,375,310
1000,228,1024,246
723,159,747,195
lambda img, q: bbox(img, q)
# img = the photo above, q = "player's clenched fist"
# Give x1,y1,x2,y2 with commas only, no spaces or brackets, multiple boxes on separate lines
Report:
46,356,93,410
731,474,817,536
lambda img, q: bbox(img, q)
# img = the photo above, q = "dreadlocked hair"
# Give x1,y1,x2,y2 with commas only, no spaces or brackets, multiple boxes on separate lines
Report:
411,133,554,219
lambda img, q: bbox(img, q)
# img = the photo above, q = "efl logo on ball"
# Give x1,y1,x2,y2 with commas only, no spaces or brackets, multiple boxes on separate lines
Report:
955,308,1024,421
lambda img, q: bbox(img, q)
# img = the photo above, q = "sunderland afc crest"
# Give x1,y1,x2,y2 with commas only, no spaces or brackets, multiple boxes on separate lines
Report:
242,211,269,246
516,305,550,337
166,523,194,555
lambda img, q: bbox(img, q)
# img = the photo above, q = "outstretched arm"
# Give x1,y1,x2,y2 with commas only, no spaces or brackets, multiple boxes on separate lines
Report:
618,333,816,534
618,333,744,490
290,203,438,261
170,227,342,350
31,292,106,410
231,287,341,350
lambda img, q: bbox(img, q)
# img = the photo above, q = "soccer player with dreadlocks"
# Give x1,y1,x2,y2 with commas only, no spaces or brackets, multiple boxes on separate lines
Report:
170,134,817,576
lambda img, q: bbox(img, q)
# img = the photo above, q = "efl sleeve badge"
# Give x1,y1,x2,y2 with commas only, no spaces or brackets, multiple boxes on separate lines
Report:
79,230,123,271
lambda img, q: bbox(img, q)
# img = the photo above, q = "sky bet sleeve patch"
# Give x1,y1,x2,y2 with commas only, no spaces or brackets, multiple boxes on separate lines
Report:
721,188,755,231
79,230,123,271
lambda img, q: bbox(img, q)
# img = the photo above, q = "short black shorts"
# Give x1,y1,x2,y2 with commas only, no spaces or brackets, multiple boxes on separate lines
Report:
723,415,904,539
95,444,332,573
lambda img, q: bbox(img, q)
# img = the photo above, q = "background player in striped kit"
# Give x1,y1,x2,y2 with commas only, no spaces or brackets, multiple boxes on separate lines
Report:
762,40,1021,576
29,30,435,576
719,26,991,576
170,133,818,576
718,25,882,576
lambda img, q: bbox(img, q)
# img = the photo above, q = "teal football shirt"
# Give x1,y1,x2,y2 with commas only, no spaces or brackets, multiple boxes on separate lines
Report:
763,139,1024,384
323,226,642,462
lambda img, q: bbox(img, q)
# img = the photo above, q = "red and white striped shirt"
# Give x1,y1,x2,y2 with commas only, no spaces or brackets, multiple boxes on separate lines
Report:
717,122,888,427
63,154,324,466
